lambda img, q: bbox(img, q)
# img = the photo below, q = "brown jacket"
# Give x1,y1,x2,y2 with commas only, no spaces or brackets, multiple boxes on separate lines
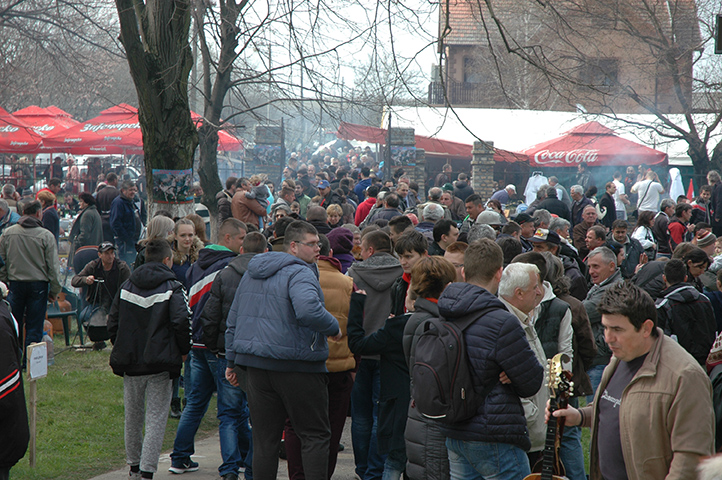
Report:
231,191,267,227
581,329,714,480
318,257,355,373
559,293,596,397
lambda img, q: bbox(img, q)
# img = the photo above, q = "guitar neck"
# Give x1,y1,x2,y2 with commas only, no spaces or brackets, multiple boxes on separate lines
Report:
540,398,559,480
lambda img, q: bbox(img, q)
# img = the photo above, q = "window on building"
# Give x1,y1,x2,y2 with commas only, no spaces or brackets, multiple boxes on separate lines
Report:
463,57,484,84
580,58,619,86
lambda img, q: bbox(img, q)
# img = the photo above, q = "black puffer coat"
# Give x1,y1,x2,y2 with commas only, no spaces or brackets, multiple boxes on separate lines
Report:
402,298,450,480
0,300,29,470
108,262,192,378
656,283,716,365
437,283,544,451
201,253,258,355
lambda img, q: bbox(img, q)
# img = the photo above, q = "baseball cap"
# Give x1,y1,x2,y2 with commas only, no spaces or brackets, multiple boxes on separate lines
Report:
514,212,533,225
98,242,116,253
318,180,330,189
530,228,560,245
506,184,517,193
476,210,503,226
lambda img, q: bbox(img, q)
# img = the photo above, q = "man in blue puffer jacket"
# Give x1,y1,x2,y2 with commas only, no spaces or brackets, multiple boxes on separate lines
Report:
225,220,341,480
437,239,544,480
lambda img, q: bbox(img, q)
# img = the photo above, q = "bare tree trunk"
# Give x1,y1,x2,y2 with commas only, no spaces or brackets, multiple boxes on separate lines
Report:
115,0,199,213
194,0,247,223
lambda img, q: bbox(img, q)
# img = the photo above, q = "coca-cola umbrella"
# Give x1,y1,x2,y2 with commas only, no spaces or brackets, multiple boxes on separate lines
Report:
0,106,44,153
41,103,144,155
523,121,667,167
13,105,80,136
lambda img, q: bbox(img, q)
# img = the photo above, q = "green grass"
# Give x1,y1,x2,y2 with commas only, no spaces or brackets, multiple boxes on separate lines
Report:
12,338,218,480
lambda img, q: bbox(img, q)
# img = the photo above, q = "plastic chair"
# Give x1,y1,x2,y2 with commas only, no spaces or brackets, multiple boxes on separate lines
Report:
47,286,82,347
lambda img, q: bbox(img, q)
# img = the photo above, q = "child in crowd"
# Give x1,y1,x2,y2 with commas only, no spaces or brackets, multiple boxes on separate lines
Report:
108,239,191,480
244,175,270,228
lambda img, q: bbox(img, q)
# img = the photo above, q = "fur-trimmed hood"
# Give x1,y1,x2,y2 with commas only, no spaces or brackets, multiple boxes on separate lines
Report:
168,234,204,266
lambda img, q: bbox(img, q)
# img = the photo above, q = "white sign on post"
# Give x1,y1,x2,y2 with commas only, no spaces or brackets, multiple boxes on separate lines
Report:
27,342,48,380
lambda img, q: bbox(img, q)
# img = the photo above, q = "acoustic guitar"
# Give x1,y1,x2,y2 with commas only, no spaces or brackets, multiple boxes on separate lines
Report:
524,352,573,480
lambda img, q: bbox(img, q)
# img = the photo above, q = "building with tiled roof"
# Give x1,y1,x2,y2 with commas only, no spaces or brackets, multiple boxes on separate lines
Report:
429,0,702,114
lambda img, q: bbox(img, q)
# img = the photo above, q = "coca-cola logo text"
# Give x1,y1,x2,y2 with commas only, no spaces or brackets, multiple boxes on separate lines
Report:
534,149,599,165
0,125,19,133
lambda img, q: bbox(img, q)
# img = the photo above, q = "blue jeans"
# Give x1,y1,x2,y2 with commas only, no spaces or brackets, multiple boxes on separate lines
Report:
170,349,252,477
445,437,530,480
351,359,385,480
559,398,587,480
382,448,406,480
8,281,49,360
586,365,606,404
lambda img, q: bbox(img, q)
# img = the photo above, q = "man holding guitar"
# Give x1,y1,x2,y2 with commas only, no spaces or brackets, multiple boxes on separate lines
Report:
549,282,714,479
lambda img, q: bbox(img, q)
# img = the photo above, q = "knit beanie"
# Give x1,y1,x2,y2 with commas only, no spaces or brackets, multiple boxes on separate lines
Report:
327,227,354,255
697,231,716,249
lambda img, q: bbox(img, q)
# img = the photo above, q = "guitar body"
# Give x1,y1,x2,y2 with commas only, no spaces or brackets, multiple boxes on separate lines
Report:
523,474,567,480
523,353,573,480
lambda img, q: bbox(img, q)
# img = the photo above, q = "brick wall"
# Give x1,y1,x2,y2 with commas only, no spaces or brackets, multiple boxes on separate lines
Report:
471,141,496,200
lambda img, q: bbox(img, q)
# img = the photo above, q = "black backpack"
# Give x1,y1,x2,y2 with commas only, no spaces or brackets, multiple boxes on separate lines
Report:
409,308,499,424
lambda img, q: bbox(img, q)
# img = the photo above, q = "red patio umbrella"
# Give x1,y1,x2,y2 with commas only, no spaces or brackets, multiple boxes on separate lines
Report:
13,105,80,136
524,121,667,167
42,104,242,154
41,103,143,155
190,112,243,152
0,106,44,153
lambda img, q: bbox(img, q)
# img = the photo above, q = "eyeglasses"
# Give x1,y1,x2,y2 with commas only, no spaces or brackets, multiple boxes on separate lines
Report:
296,241,322,249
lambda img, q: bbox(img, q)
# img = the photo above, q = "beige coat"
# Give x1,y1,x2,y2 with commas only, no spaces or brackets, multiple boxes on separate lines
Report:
318,258,355,373
581,329,714,480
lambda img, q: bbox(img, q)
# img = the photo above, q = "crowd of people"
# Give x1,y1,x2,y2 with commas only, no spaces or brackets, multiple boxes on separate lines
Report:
2,150,722,480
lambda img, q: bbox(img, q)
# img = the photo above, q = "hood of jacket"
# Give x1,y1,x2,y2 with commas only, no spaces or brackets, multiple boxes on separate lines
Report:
438,282,506,320
196,244,237,270
348,252,402,291
247,251,315,280
228,252,258,276
129,262,178,290
18,215,43,228
659,283,705,304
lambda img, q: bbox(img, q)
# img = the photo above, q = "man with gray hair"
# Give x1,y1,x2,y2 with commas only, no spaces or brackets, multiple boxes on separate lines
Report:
653,198,675,258
548,176,572,207
0,199,19,236
583,246,623,401
1,184,18,212
532,209,552,229
526,185,548,213
498,262,547,462
415,203,444,242
467,223,497,243
570,185,593,227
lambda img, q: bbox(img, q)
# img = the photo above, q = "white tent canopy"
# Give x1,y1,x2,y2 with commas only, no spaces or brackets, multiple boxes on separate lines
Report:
387,106,722,166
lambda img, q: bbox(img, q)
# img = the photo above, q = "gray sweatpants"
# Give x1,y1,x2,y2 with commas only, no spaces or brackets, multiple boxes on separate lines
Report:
124,372,173,473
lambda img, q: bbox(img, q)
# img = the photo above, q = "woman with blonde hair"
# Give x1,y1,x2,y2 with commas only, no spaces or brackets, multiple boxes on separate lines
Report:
133,215,175,269
326,204,344,229
185,213,209,245
168,218,203,288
